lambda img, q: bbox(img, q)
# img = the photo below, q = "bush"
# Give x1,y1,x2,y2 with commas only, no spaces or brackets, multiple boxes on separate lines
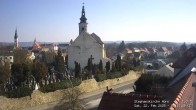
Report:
107,72,122,79
134,74,172,93
121,69,129,76
40,83,58,93
72,78,82,87
134,74,153,93
95,74,107,82
6,87,32,98
40,79,82,93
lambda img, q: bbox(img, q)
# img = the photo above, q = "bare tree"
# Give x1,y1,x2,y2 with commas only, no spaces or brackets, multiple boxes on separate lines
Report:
53,73,87,110
64,88,87,110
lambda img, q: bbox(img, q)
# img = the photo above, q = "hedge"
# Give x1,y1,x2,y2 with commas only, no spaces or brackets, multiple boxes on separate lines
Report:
6,87,32,98
40,79,81,93
95,74,107,82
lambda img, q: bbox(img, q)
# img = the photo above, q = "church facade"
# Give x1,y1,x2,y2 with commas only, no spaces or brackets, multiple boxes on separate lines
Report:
68,5,111,69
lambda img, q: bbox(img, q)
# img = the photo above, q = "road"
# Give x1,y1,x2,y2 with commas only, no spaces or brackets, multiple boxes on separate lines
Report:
22,79,136,110
85,82,135,110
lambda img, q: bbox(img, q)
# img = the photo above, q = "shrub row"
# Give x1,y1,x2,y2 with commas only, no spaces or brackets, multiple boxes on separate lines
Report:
5,87,32,98
40,78,81,93
95,70,129,82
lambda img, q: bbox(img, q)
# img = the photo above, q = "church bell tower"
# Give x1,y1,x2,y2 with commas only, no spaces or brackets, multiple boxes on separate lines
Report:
79,3,88,34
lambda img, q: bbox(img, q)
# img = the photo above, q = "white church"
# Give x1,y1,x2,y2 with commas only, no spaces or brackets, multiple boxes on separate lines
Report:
68,5,111,69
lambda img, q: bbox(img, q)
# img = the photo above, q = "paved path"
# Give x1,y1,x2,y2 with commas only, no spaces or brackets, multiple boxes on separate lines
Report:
21,79,137,110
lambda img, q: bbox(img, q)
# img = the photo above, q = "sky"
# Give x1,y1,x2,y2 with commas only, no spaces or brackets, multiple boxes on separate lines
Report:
0,0,196,43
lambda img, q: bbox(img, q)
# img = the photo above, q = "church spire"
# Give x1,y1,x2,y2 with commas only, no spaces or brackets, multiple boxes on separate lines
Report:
14,28,18,39
14,28,19,48
79,3,88,34
80,3,87,23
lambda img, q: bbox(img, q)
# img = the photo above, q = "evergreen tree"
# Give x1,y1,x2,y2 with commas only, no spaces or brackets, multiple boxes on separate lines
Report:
105,61,110,73
92,64,96,75
78,63,81,77
115,55,121,71
180,42,187,55
111,62,116,72
74,61,80,78
54,49,65,73
117,41,126,53
87,58,93,71
65,55,68,68
99,60,103,71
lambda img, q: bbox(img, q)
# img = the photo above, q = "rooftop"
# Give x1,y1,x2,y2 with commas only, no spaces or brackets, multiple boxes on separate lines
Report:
98,91,163,110
91,33,104,45
169,73,195,110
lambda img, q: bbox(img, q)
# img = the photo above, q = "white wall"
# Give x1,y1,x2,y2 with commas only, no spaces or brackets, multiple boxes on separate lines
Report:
68,31,110,69
0,56,14,65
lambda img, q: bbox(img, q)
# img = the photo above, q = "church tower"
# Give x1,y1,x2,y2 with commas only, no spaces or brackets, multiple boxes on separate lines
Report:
14,28,19,48
79,4,88,34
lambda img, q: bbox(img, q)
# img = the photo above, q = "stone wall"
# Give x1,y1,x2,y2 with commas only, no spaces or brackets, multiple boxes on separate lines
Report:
0,71,140,110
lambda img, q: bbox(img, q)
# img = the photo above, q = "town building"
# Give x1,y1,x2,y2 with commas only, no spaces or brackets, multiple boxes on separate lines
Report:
68,5,111,69
31,38,59,53
156,47,168,58
0,54,13,65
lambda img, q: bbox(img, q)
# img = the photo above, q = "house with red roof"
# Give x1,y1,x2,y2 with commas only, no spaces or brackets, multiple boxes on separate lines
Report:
31,39,42,52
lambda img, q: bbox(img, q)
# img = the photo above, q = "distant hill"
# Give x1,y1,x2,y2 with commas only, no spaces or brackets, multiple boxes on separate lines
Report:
0,41,195,48
0,42,69,47
0,42,34,47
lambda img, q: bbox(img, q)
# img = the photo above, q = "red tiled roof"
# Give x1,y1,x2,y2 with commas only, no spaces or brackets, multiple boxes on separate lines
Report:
32,42,42,51
169,73,195,110
98,92,163,110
